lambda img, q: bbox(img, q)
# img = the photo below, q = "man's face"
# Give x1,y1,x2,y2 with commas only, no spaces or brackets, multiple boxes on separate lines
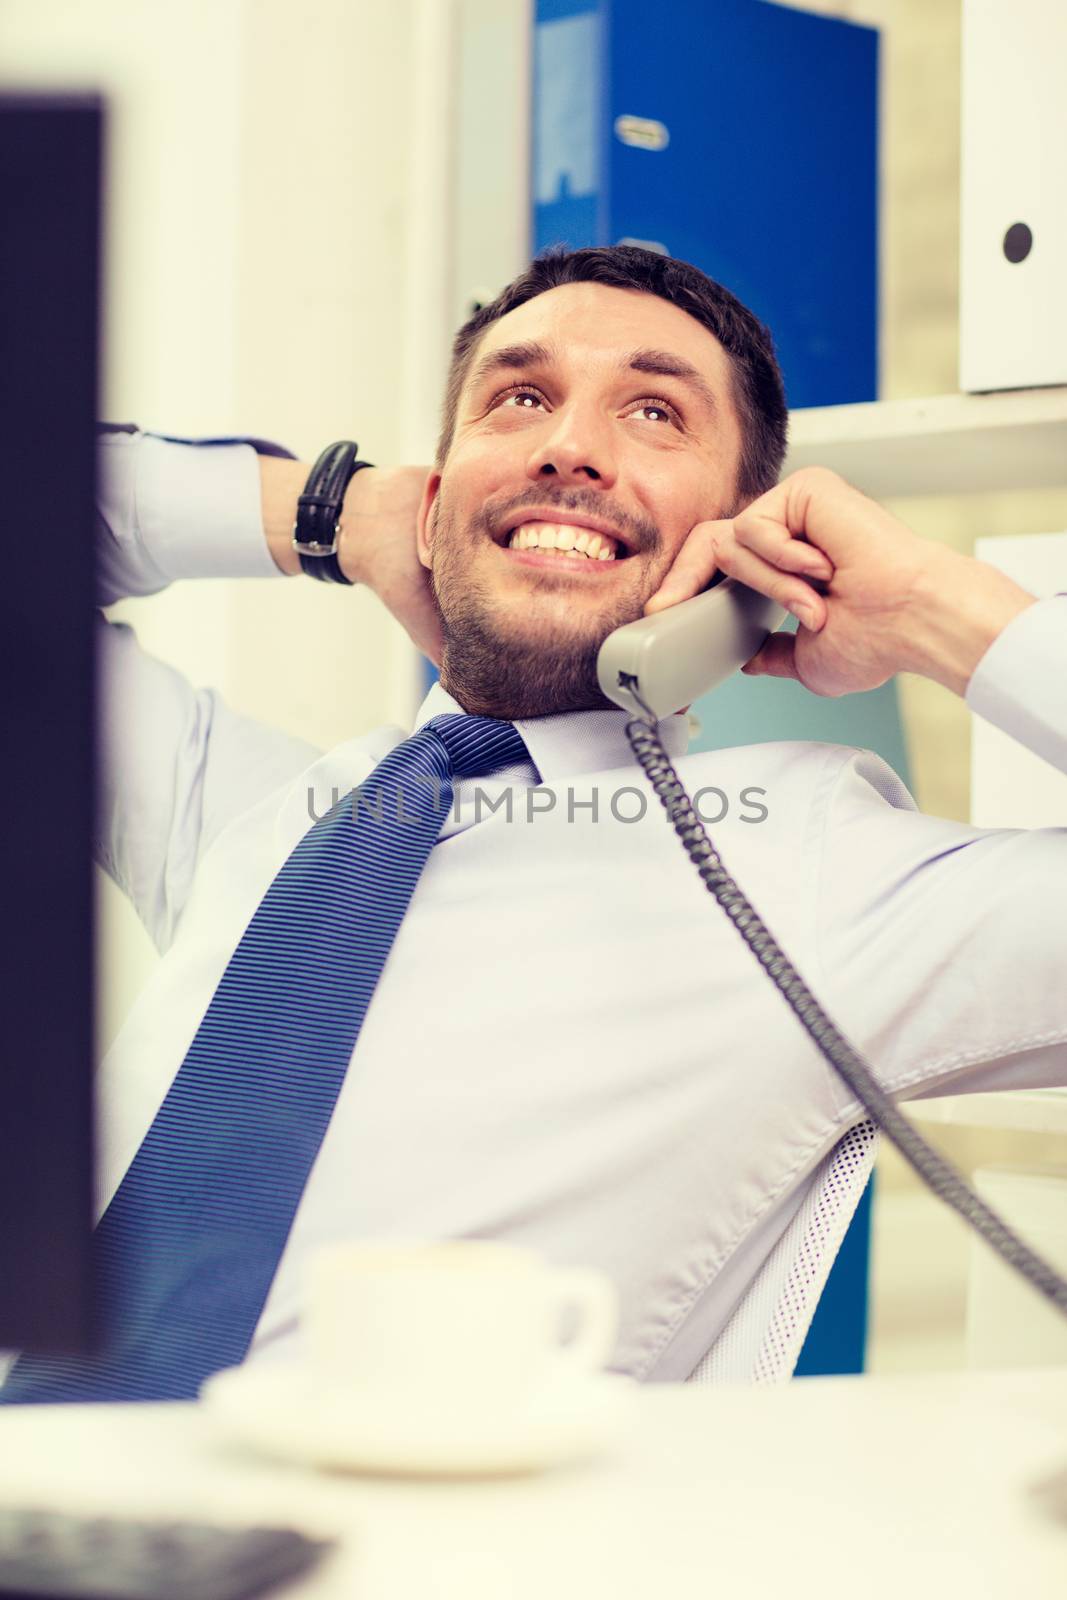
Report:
417,282,745,718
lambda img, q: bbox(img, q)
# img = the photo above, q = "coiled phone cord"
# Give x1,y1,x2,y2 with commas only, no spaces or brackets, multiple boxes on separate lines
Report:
623,707,1067,1319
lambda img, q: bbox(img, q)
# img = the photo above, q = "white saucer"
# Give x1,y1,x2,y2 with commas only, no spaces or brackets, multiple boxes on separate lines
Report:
200,1363,638,1477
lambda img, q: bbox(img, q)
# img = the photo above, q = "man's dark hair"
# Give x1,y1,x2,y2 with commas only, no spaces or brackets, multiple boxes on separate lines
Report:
437,244,788,506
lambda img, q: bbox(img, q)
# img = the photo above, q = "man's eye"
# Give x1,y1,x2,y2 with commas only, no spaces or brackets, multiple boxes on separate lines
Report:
498,388,545,410
490,389,678,423
632,399,678,425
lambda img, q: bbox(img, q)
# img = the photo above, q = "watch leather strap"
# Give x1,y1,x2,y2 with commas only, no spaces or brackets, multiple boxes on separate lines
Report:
292,441,373,584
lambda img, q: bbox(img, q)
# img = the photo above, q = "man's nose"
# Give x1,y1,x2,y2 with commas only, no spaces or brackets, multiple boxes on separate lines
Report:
524,403,618,487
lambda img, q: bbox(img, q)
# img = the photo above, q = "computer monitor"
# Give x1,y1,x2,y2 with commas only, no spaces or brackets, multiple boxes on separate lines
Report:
0,95,100,1353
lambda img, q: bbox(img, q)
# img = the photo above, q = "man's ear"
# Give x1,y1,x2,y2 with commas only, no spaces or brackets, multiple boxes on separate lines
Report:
416,471,442,571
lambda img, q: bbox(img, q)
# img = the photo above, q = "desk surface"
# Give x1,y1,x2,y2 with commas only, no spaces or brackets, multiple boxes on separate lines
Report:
1,1369,1065,1599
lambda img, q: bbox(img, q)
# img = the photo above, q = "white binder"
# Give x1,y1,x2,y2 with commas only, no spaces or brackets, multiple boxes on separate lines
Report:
959,0,1067,392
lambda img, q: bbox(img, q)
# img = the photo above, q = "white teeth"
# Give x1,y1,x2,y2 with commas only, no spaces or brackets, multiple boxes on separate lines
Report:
505,522,619,561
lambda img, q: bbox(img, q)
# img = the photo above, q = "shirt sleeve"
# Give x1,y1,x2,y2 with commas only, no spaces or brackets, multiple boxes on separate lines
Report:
811,594,1067,1118
95,428,288,604
95,430,321,952
964,592,1067,773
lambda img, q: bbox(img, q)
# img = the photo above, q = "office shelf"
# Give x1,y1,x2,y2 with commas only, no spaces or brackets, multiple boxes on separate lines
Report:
910,1089,1067,1137
783,386,1067,498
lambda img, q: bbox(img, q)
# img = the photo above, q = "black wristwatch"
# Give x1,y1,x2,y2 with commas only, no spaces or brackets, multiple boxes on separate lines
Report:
292,441,374,584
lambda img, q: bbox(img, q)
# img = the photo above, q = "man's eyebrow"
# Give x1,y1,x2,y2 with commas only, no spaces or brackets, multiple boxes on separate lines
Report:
625,348,719,415
467,340,555,395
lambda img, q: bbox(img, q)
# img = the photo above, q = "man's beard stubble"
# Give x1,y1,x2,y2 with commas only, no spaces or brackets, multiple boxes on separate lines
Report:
426,497,658,720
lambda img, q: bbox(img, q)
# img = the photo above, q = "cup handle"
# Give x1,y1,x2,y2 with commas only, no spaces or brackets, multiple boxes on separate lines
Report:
549,1267,618,1376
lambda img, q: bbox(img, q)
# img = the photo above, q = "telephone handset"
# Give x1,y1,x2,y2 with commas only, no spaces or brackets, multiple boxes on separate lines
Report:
596,581,1067,1324
597,576,786,719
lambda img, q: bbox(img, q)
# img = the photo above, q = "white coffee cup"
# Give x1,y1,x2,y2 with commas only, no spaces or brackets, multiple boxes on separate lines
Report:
304,1239,618,1416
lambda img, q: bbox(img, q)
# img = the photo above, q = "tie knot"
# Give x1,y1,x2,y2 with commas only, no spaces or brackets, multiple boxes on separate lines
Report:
424,712,529,780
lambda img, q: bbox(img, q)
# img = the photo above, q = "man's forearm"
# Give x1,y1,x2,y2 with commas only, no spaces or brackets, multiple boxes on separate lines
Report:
906,548,1038,698
681,468,1043,703
260,456,309,576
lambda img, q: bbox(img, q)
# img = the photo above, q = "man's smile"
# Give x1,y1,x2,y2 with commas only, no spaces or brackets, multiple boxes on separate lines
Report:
498,521,631,575
487,507,639,580
492,505,636,550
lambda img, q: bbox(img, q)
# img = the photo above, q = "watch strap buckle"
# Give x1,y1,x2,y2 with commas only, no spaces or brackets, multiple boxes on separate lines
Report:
291,519,342,558
293,441,374,585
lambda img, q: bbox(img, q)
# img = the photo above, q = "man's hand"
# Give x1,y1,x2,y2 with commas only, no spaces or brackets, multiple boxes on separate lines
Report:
338,465,444,667
261,458,443,666
643,467,1037,698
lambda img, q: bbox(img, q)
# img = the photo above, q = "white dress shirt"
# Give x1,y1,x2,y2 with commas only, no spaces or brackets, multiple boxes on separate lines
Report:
86,432,1067,1384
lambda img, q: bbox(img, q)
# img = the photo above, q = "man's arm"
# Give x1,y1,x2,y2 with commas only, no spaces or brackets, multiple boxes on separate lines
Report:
96,430,283,604
98,431,439,948
96,431,320,950
813,702,1067,1115
645,466,1065,1108
643,464,1039,703
100,431,440,655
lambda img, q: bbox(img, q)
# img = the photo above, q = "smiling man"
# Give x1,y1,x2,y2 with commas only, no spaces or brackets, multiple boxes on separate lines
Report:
4,245,1065,1405
417,258,760,719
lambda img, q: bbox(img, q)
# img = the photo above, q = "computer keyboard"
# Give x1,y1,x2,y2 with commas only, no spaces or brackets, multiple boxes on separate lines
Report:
0,1508,333,1599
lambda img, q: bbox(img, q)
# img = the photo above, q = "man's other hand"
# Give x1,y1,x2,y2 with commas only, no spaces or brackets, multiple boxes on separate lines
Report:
340,465,444,668
643,467,1037,699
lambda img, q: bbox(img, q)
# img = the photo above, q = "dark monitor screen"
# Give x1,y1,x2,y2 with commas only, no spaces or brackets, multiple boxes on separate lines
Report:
0,96,100,1354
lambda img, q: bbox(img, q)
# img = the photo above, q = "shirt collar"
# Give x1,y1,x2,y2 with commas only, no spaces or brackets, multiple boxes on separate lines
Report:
412,679,690,784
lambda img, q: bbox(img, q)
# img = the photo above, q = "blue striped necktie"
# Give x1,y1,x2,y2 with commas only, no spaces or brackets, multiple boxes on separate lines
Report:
2,712,529,1404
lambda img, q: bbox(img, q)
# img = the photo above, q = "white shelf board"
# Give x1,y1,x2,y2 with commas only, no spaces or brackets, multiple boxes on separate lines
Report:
909,1089,1067,1137
783,387,1067,499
